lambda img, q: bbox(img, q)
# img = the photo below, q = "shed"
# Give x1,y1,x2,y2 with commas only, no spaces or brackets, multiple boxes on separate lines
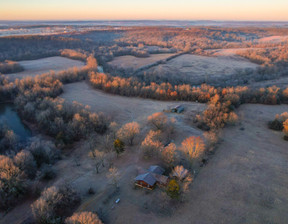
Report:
135,173,157,189
148,165,165,175
171,105,184,113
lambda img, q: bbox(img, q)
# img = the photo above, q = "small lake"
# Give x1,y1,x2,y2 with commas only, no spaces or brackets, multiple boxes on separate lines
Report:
0,103,32,141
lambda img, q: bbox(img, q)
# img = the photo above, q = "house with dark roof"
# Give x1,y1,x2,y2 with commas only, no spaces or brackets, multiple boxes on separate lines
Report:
134,165,168,189
135,172,157,189
148,165,165,175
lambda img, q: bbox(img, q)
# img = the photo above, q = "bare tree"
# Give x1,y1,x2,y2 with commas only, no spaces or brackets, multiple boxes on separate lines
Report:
107,167,120,189
169,166,193,201
147,112,168,130
181,136,205,167
32,185,80,224
171,165,188,181
161,143,178,168
65,211,103,224
86,54,98,69
117,122,140,145
89,150,105,174
203,131,219,152
109,121,119,139
141,130,163,158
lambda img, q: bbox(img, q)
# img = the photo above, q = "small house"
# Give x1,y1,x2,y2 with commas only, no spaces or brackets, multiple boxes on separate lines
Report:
135,165,169,189
135,173,157,189
171,105,184,113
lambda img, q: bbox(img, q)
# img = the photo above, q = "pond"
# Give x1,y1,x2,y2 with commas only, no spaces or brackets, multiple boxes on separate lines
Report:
0,103,32,141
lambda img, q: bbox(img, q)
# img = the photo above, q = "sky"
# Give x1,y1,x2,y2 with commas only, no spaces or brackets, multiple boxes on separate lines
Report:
0,0,288,21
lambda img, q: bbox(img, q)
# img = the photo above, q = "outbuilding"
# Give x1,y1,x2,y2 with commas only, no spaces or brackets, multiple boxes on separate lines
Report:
171,105,184,113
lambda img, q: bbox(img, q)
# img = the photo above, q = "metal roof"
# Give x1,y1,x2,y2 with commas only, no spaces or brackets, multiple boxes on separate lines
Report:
135,172,157,186
148,165,165,175
151,173,169,185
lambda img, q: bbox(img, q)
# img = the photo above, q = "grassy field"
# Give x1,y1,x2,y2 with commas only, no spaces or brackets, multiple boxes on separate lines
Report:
257,35,288,43
61,81,205,128
206,48,265,57
5,56,85,81
108,53,176,70
145,53,258,84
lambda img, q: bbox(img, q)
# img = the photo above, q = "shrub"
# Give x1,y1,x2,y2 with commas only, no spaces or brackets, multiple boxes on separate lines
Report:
166,179,180,199
268,119,284,131
87,187,95,195
39,164,57,180
27,139,61,167
113,138,125,156
0,60,24,74
268,112,288,131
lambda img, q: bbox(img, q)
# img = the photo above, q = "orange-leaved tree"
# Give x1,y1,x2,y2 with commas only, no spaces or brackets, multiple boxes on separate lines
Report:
181,136,205,167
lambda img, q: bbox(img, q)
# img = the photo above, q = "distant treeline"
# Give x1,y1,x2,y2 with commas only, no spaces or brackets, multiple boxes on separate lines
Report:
88,72,288,105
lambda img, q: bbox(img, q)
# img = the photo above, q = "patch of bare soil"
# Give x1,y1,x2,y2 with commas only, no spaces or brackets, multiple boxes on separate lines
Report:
108,54,176,70
5,56,85,81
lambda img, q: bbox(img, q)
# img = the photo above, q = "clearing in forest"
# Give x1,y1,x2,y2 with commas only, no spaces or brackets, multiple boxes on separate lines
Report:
5,56,85,81
108,53,176,70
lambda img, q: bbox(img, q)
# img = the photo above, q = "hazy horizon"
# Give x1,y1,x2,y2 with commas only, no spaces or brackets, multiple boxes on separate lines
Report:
1,0,288,21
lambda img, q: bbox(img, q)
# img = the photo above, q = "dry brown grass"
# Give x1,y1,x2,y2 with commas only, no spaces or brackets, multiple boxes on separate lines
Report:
6,56,85,81
257,35,288,43
61,81,205,127
108,54,175,70
150,54,258,80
